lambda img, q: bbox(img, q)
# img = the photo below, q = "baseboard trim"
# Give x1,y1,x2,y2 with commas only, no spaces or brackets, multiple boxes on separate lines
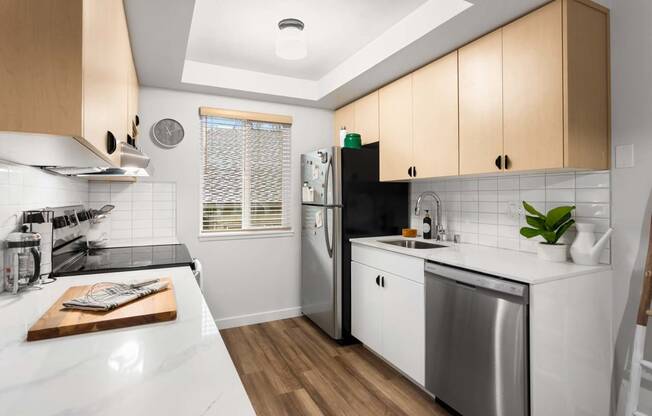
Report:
215,306,302,330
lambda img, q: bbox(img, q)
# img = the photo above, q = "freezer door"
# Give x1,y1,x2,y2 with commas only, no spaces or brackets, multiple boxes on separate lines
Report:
300,147,341,206
301,204,342,339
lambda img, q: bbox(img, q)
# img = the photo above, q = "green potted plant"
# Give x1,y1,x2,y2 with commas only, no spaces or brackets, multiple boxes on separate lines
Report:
519,201,575,262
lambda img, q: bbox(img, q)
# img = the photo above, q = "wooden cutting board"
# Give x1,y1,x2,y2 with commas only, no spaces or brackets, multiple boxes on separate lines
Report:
27,277,177,341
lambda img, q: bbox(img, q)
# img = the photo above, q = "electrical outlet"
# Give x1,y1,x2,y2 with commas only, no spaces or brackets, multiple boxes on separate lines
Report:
615,144,634,168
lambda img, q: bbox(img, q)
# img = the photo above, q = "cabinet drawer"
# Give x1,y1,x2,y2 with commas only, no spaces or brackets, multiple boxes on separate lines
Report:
351,244,424,284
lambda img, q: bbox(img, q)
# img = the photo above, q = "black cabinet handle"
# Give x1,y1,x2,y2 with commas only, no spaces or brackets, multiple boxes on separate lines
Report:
505,155,511,170
495,155,502,170
376,275,380,286
106,131,117,154
413,166,417,177
407,167,412,177
127,134,135,146
381,276,385,287
135,114,140,126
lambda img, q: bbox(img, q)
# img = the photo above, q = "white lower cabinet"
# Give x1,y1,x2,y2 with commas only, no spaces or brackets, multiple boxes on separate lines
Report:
351,261,383,354
351,260,425,385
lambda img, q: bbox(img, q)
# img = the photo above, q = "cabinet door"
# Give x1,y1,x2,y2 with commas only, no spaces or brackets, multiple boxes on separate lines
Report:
0,0,83,137
82,0,129,166
413,51,459,178
351,261,383,355
354,91,379,144
458,30,504,175
333,102,355,146
503,0,563,171
379,74,413,181
382,272,425,385
127,56,139,139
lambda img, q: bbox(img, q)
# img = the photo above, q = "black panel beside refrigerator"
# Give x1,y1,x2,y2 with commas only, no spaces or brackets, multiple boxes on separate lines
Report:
340,143,409,341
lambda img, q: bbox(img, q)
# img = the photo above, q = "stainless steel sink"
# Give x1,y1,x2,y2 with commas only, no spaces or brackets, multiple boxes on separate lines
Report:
380,240,447,249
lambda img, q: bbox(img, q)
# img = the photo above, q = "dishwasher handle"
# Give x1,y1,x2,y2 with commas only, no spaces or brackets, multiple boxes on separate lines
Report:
425,262,528,302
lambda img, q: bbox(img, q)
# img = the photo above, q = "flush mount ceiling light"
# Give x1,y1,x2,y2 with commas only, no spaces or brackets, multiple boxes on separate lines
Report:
275,18,307,60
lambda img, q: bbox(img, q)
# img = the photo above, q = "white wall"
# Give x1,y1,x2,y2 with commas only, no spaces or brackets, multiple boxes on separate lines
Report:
137,87,332,326
610,0,652,414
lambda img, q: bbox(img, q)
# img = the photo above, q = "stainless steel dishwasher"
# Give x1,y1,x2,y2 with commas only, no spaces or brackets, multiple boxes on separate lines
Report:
425,262,529,416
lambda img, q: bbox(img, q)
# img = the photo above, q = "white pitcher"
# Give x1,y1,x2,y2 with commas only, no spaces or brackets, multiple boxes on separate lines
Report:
570,222,613,265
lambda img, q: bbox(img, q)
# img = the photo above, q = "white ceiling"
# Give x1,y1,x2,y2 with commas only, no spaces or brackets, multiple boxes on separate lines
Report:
125,0,552,109
186,0,428,81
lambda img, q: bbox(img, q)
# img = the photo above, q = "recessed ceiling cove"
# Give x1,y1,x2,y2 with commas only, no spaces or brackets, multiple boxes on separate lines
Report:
182,0,472,101
186,0,429,80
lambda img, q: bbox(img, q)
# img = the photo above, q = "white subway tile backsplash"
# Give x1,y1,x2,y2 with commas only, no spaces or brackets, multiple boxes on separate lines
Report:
461,201,479,212
460,179,478,192
89,181,177,246
478,223,498,235
519,175,545,189
545,189,575,202
546,173,575,189
498,190,519,202
478,234,498,247
478,177,498,191
498,177,519,191
410,170,611,264
576,188,610,203
575,203,610,218
478,212,498,224
478,201,499,213
478,191,498,202
519,189,545,202
153,183,175,193
576,171,609,188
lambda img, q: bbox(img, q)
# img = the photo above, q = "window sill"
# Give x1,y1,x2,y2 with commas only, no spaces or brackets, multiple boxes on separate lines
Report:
198,229,294,242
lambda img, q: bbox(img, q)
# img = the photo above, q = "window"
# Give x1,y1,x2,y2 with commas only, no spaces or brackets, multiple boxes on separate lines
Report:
200,107,292,235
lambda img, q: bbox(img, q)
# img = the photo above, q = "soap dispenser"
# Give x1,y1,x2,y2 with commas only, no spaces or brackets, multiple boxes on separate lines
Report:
423,210,432,240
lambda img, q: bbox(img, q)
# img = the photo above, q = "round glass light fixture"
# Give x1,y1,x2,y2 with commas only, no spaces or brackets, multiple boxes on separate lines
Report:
275,18,307,60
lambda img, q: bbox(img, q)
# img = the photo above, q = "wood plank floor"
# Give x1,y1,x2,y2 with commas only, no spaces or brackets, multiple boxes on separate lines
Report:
221,316,451,416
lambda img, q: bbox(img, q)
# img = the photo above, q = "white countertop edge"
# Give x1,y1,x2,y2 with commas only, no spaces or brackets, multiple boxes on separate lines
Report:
0,265,255,416
350,236,612,285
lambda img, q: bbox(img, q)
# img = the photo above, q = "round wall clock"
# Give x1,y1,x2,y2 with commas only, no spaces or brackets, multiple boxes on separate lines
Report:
151,118,185,148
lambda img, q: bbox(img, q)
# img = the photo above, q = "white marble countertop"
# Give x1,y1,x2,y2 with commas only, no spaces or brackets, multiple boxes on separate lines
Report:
0,266,255,416
350,236,611,285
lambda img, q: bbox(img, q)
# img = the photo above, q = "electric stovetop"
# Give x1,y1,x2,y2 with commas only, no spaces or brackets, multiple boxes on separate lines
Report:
52,244,194,277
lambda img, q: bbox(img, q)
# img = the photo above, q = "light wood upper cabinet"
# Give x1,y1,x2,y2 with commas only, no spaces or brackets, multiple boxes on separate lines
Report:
355,91,379,144
413,51,459,178
333,102,355,145
0,0,83,138
333,92,379,146
459,30,504,175
503,0,564,172
83,0,129,166
334,0,609,179
0,0,138,167
501,0,609,172
379,74,413,181
563,0,610,169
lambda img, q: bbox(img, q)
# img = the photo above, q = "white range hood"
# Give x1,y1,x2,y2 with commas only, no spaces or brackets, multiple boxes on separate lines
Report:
0,132,150,177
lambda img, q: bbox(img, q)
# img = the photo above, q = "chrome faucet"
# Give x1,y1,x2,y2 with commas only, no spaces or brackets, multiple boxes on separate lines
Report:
415,191,445,240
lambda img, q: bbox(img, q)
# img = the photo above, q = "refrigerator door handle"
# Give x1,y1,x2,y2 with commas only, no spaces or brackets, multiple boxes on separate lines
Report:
323,154,334,258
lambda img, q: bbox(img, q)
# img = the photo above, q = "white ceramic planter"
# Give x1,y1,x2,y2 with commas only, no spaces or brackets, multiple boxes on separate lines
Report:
537,243,568,262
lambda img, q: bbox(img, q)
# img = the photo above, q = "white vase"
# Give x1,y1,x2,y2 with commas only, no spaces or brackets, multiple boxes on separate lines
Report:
570,222,613,265
537,243,568,262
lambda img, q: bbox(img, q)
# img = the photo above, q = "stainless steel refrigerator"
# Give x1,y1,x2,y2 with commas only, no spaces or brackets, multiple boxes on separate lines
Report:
301,143,408,341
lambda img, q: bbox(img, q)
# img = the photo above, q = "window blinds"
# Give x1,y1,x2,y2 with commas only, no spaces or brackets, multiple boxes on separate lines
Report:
201,115,291,233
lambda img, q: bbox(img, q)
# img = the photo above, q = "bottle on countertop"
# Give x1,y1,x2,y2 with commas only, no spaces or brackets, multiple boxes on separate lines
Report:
423,210,432,240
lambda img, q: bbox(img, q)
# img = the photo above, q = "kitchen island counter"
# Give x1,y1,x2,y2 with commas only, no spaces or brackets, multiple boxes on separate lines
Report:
0,266,254,416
